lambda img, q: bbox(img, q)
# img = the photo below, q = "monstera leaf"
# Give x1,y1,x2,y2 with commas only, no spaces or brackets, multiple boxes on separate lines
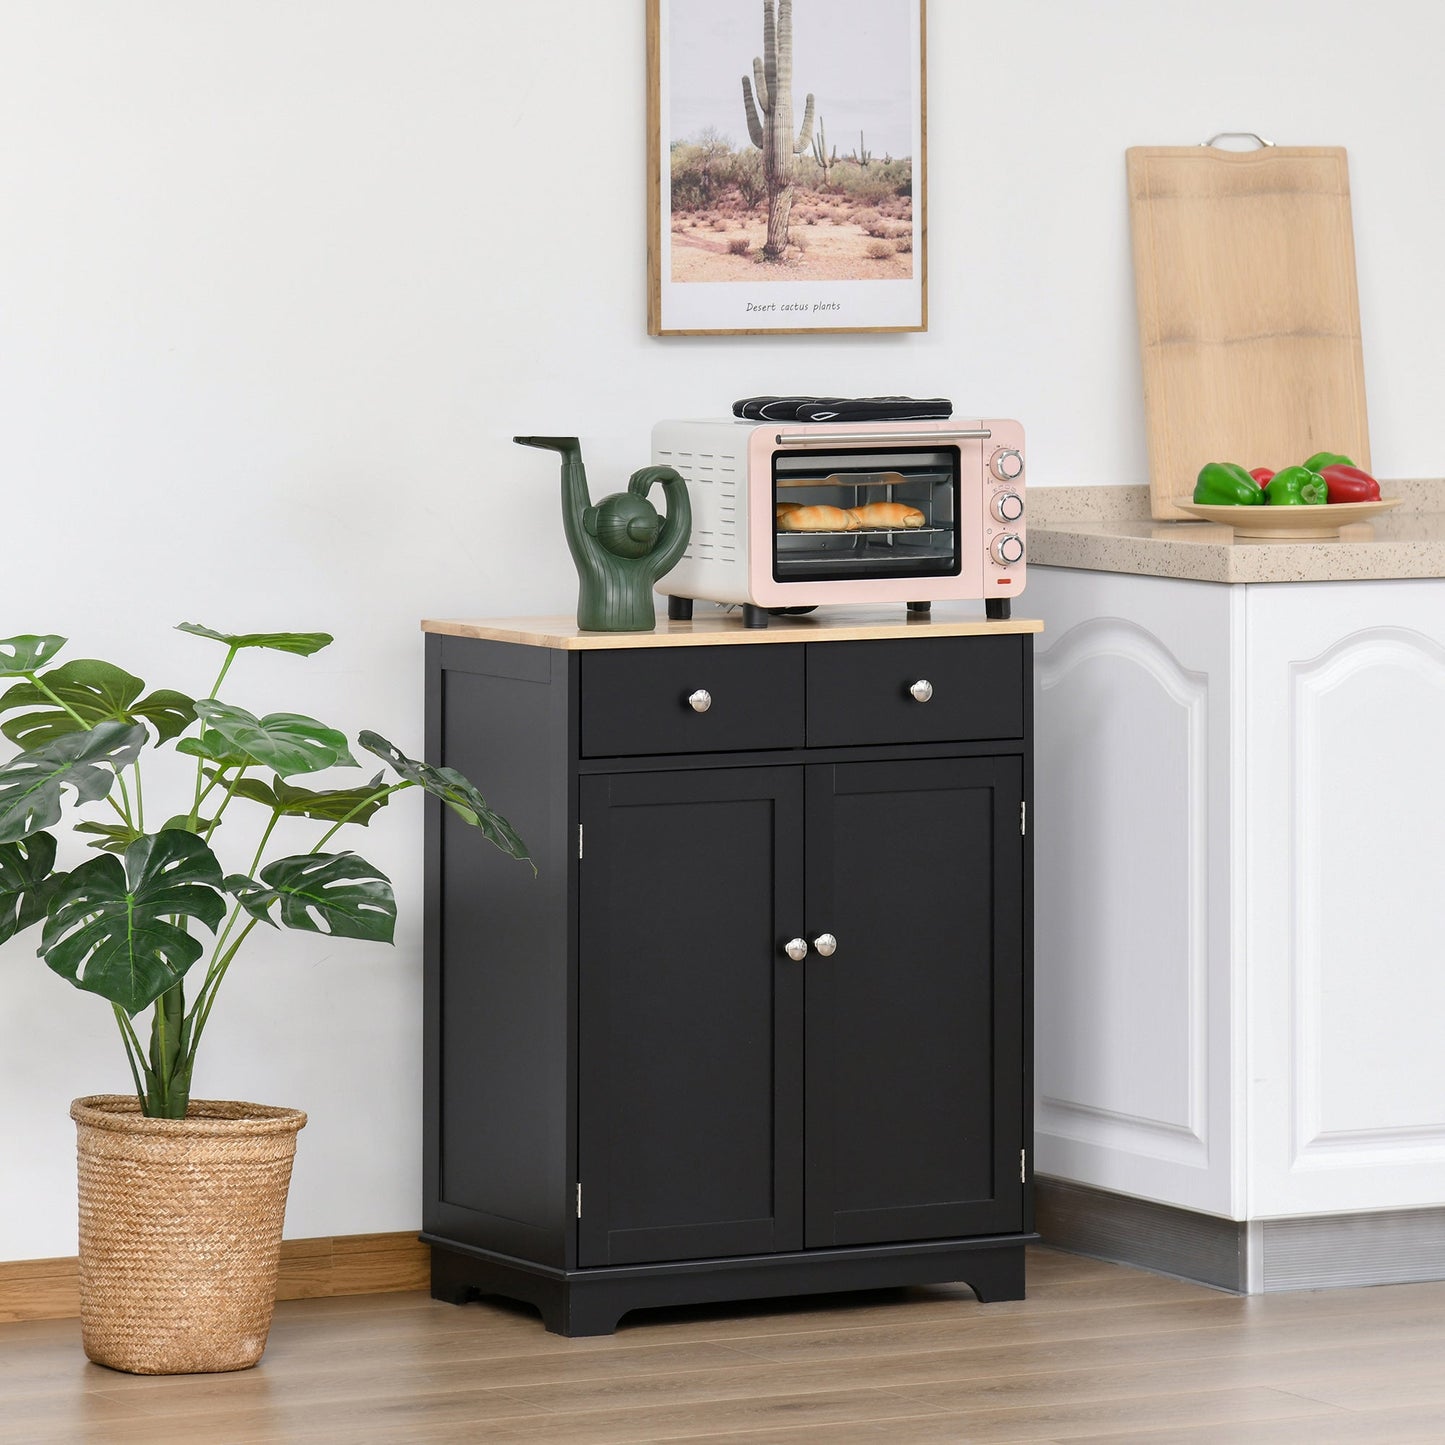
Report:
41,829,227,1015
173,731,252,769
0,721,148,844
74,820,147,854
0,659,195,748
159,813,220,834
0,635,67,677
0,832,59,944
226,852,396,942
216,771,389,824
72,814,215,855
360,731,530,867
189,700,357,778
176,623,334,657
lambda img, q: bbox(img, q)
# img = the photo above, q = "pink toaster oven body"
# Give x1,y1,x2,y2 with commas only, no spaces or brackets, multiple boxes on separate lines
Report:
651,418,1026,612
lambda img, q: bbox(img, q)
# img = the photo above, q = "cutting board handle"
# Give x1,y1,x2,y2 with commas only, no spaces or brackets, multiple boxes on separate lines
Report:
1200,132,1274,149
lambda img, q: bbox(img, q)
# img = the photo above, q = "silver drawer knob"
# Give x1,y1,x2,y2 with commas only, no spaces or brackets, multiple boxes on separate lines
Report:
784,937,809,962
687,689,712,713
813,933,838,957
909,679,934,703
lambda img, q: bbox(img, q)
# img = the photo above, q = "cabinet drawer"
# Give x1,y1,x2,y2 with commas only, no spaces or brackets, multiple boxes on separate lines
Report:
581,645,805,757
806,637,1024,747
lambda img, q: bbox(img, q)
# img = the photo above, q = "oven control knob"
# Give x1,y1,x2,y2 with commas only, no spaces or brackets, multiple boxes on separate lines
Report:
991,491,1025,524
991,533,1025,567
990,448,1024,482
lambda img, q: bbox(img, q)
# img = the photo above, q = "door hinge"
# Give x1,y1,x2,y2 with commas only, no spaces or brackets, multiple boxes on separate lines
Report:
1020,801,1027,836
576,1182,582,1218
1021,1148,1027,1184
578,824,584,860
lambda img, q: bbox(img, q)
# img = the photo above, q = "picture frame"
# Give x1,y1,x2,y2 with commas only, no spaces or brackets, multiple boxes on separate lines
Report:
647,0,927,337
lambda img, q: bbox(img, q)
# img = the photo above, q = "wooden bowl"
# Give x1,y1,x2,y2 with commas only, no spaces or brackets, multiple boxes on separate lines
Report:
1174,497,1402,539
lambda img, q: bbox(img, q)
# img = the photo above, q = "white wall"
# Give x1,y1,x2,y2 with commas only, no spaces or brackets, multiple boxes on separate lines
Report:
2,0,1441,1260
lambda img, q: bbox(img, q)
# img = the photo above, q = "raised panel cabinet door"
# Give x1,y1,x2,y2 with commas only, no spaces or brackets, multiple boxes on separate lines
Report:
577,768,805,1267
804,756,1025,1248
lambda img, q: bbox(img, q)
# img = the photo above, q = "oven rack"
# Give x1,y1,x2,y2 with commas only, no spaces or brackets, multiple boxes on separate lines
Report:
776,554,952,569
775,472,948,489
775,525,951,538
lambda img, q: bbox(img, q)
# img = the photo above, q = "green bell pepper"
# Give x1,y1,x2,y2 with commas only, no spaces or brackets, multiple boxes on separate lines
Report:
1302,451,1355,473
1194,461,1265,506
1265,465,1328,506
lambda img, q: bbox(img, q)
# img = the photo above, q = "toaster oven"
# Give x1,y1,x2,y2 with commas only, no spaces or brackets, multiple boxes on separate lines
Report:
651,418,1026,627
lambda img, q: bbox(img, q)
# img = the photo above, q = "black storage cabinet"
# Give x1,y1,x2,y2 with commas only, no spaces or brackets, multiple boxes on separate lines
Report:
423,619,1038,1335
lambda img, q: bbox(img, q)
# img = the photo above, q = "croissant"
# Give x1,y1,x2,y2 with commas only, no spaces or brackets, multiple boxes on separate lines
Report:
848,502,925,529
776,505,859,532
774,502,801,522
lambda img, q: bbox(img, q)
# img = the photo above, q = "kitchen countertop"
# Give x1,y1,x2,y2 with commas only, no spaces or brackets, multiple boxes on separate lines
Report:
423,609,1042,650
1030,478,1445,583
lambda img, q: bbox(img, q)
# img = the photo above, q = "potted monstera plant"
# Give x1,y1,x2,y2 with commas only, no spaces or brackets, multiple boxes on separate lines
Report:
0,624,528,1375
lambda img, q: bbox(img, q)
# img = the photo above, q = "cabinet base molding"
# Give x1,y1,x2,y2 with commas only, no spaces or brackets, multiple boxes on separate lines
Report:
424,1233,1037,1337
1256,1208,1445,1292
0,1230,428,1324
1039,1177,1445,1294
1037,1178,1246,1293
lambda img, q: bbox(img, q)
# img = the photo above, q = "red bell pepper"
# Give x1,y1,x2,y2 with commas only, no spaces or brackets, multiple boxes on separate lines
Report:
1249,467,1275,487
1319,464,1381,504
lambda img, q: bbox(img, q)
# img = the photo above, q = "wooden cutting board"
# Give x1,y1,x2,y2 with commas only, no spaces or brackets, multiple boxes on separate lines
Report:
1127,141,1371,520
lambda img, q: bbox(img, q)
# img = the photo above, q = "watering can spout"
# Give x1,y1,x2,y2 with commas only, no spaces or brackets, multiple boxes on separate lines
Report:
514,436,582,465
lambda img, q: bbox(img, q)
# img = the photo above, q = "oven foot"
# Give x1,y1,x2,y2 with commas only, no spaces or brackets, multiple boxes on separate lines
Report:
667,596,693,621
907,601,932,616
742,604,770,629
986,598,1012,620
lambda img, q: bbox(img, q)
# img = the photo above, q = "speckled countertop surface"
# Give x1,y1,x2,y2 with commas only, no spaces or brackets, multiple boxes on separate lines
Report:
1029,480,1445,583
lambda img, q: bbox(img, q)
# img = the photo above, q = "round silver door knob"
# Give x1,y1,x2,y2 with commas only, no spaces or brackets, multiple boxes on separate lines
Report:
687,689,712,713
910,679,934,703
784,937,809,962
813,933,838,957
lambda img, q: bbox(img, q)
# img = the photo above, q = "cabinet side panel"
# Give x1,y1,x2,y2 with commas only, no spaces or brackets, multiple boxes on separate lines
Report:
431,638,571,1266
1022,635,1035,1235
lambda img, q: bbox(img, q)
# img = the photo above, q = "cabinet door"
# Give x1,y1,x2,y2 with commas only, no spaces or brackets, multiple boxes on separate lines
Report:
804,756,1025,1248
577,768,805,1266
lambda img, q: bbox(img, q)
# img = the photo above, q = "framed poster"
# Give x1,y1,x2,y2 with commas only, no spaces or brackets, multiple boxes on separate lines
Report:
647,0,926,336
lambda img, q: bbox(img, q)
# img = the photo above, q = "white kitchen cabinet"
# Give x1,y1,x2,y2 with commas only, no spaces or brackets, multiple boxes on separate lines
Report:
1029,566,1445,1261
1031,568,1242,1219
1244,582,1445,1219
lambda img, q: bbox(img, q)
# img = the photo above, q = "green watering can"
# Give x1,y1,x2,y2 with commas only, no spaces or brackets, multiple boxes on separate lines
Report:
515,436,691,633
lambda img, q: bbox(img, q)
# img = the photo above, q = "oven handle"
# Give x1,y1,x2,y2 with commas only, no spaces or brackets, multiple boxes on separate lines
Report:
772,428,992,446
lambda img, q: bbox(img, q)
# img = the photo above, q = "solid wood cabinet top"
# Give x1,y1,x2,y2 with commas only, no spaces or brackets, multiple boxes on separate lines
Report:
422,610,1043,651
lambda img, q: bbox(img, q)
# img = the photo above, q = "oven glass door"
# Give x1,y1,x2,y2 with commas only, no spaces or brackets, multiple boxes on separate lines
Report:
772,447,960,582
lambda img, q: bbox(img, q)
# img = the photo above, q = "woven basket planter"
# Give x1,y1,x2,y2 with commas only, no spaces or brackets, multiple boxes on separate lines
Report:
71,1094,307,1375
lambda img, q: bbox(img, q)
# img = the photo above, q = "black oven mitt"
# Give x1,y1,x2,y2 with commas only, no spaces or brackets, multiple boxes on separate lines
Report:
732,396,954,423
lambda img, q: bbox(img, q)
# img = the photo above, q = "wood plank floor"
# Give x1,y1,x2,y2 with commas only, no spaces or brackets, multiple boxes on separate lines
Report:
5,1246,1445,1443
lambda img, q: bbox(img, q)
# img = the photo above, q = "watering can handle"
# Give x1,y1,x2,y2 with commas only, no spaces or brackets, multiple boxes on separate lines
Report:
628,464,686,498
625,465,692,580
